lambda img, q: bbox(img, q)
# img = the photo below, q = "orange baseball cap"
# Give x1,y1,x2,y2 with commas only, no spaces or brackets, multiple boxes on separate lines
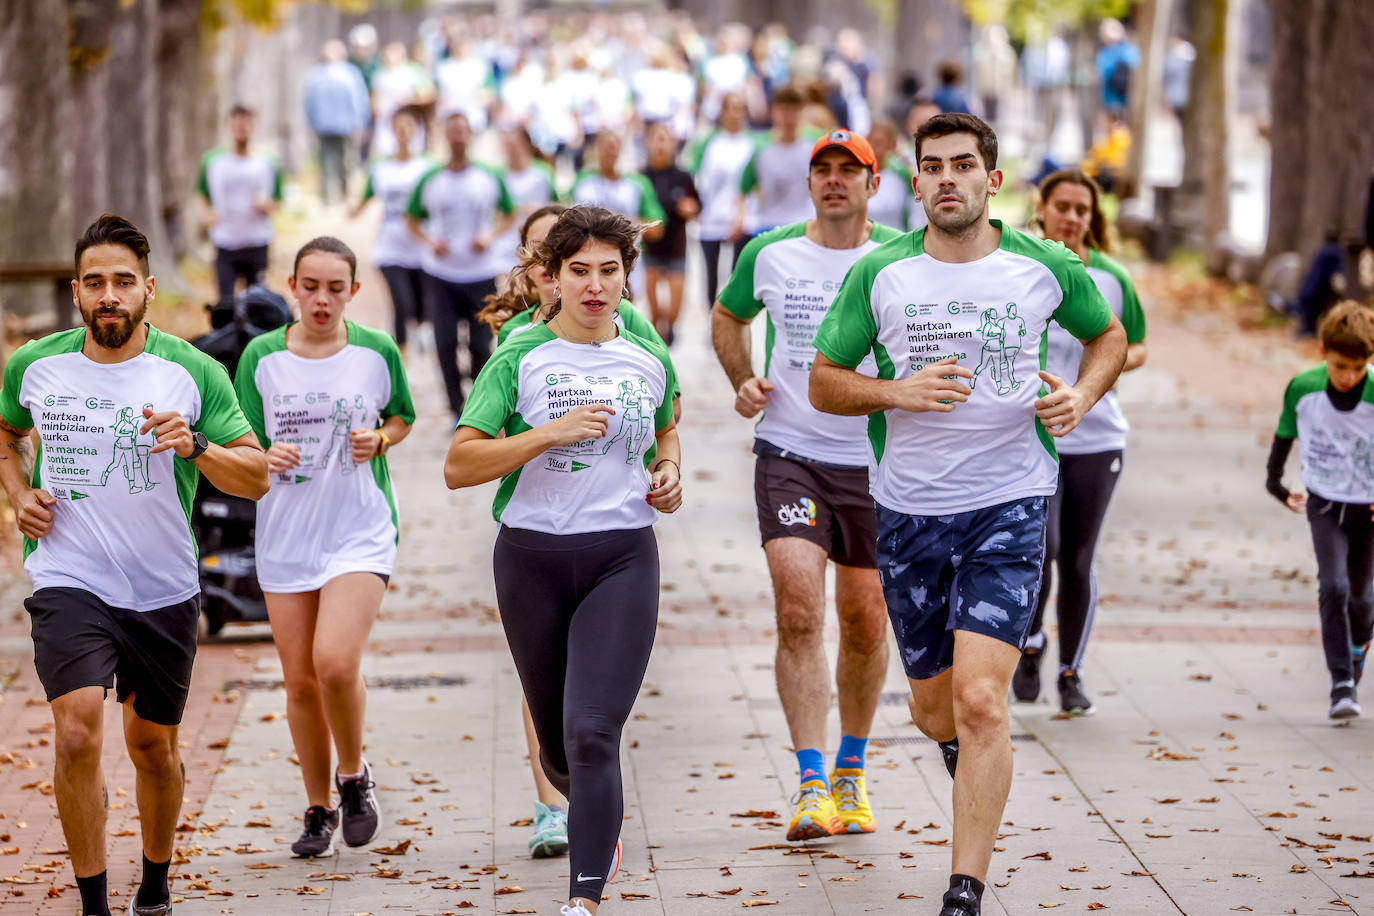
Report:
809,128,878,169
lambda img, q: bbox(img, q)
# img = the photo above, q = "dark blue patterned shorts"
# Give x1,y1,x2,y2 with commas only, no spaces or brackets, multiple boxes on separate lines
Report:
876,496,1049,680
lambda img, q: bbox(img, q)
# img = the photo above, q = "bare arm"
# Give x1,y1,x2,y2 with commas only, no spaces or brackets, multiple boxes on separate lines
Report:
710,304,774,418
1035,315,1128,437
444,404,616,489
1123,340,1148,373
809,353,974,417
647,424,682,513
0,418,54,540
195,431,271,500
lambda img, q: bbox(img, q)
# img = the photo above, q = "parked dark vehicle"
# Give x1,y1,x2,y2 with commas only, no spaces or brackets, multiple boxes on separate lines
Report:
190,285,292,636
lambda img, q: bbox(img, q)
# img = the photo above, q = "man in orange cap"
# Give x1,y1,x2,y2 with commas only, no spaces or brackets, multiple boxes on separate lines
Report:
711,128,899,841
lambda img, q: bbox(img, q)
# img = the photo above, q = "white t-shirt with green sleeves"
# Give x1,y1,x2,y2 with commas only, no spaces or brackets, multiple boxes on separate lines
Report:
1277,365,1374,504
196,148,284,250
234,322,416,593
815,222,1113,516
717,221,903,467
0,325,252,610
405,162,515,283
569,171,667,224
1044,249,1146,455
459,324,677,535
361,156,436,269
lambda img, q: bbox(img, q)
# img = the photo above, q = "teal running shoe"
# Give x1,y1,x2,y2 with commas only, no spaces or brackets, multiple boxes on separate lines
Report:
529,801,569,858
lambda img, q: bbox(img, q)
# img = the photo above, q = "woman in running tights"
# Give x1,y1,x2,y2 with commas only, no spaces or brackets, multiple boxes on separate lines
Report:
351,109,432,357
234,237,415,856
1014,169,1148,715
446,206,682,916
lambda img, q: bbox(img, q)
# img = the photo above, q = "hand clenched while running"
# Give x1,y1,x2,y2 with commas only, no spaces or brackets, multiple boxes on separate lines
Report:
1034,371,1092,436
266,442,302,474
889,356,974,413
547,403,616,447
734,377,773,418
141,408,196,458
647,463,682,513
12,488,56,540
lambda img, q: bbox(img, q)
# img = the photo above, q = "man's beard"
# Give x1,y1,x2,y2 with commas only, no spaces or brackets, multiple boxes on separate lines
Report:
926,188,988,236
86,296,148,349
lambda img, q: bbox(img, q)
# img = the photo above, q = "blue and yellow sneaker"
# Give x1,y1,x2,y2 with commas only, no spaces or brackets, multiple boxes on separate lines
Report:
529,801,569,858
786,780,841,841
830,769,876,833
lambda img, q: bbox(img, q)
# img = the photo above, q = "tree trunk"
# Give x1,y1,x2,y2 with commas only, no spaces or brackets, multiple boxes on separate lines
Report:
158,0,209,267
1265,0,1374,270
0,0,75,326
1176,0,1233,266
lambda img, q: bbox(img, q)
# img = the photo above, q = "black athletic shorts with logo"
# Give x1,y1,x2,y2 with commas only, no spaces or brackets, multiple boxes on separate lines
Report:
25,587,199,727
753,440,878,569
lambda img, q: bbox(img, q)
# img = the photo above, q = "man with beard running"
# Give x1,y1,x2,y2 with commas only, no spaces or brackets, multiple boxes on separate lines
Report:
0,215,270,916
811,114,1125,915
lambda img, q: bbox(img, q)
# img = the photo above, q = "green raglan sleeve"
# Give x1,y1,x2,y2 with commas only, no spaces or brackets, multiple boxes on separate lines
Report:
617,300,662,343
814,259,880,368
232,339,269,447
270,158,284,201
1118,270,1146,344
1276,376,1300,439
655,350,679,431
496,306,536,346
495,171,515,215
379,339,416,424
1049,244,1113,341
0,342,38,431
716,233,767,319
195,150,216,202
196,355,253,446
739,150,759,194
458,348,520,436
360,165,375,204
688,134,710,174
405,166,440,220
633,173,667,223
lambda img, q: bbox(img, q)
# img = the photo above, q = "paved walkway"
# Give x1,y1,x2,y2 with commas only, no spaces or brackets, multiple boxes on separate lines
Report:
0,210,1370,916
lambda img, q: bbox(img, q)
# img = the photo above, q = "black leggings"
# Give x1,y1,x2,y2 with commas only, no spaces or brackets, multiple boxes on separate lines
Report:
214,245,268,304
700,238,741,308
1029,450,1123,672
379,265,426,347
1307,494,1374,685
493,525,660,902
420,272,495,415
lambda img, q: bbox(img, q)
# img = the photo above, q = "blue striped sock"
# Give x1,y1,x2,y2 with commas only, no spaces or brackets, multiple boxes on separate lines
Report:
835,734,867,771
796,748,828,788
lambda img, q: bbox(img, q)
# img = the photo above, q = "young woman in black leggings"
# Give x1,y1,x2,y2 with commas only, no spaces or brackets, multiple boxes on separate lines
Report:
1014,169,1149,715
445,206,682,916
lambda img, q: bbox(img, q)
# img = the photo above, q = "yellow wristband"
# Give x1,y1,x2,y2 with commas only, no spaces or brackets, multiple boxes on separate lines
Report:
377,430,391,455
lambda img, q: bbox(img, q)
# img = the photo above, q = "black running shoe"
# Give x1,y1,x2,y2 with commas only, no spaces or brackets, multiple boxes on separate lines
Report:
1330,683,1361,719
938,738,959,779
1058,672,1096,716
1012,649,1043,702
291,805,339,858
939,885,982,915
337,761,381,847
129,898,174,915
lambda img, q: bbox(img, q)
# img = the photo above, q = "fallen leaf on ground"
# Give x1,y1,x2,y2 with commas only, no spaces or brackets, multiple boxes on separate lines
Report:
371,840,411,855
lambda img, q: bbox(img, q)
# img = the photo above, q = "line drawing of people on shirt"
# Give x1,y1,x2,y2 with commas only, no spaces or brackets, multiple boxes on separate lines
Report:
101,406,156,493
1354,438,1374,487
603,378,653,464
971,304,1026,395
320,397,356,475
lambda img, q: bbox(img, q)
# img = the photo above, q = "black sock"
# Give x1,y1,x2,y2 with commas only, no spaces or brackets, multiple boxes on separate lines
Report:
938,737,960,778
136,854,171,907
76,871,111,916
945,873,985,912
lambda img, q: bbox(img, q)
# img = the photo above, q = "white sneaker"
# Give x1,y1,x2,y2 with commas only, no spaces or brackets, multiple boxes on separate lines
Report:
560,903,593,916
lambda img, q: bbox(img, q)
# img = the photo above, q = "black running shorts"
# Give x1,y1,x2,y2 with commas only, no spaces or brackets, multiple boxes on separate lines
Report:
25,587,200,726
754,452,878,569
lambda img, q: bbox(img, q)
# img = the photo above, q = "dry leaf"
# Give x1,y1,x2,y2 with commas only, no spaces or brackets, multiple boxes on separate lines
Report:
740,902,778,908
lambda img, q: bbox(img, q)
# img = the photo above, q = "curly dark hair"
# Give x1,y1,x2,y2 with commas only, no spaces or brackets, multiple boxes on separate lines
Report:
532,206,645,318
